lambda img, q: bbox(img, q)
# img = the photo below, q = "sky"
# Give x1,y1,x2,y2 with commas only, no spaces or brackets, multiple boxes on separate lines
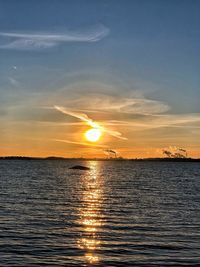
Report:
0,0,200,158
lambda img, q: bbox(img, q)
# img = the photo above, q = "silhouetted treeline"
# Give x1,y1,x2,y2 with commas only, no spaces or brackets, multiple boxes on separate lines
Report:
0,156,199,162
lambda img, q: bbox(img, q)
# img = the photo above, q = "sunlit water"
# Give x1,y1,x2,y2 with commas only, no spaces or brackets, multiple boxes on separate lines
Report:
0,160,200,266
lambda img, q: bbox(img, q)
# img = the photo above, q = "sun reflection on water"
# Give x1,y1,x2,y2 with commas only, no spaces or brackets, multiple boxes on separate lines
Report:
77,161,104,264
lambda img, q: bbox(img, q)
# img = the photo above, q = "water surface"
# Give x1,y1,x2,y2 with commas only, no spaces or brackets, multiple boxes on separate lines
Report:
0,160,200,266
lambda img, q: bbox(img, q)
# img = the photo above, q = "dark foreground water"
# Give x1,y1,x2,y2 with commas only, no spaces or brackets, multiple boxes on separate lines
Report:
0,160,200,266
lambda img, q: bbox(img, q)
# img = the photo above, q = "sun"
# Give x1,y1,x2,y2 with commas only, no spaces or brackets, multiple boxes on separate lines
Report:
85,128,102,142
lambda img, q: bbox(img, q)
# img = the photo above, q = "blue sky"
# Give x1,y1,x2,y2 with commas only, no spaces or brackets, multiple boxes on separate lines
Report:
0,0,199,157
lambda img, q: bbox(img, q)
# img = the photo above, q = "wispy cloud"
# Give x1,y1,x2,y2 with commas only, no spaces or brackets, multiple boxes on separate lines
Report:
54,105,127,140
0,24,109,50
54,139,107,148
19,113,200,132
56,94,170,115
8,77,20,87
100,113,200,130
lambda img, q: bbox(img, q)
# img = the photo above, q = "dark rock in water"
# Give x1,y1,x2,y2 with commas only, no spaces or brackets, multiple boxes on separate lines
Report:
69,165,90,170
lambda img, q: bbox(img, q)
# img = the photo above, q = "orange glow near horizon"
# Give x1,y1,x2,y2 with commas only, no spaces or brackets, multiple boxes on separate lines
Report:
1,144,200,159
0,118,200,159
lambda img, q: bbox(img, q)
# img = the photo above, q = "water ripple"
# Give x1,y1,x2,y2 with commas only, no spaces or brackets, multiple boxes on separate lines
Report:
0,160,200,266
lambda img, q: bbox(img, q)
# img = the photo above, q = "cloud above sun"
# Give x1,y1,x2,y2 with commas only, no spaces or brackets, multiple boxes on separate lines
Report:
54,105,127,140
58,94,170,115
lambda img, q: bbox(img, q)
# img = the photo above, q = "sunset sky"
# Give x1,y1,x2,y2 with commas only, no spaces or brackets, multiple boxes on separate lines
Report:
0,0,200,158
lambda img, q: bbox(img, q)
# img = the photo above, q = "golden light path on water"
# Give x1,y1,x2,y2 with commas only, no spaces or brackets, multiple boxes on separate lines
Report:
77,161,104,264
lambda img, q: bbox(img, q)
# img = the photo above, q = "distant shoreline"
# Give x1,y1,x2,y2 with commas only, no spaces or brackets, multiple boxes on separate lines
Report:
0,156,199,162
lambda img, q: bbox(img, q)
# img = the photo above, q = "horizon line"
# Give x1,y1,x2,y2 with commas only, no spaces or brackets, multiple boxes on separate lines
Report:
0,156,199,161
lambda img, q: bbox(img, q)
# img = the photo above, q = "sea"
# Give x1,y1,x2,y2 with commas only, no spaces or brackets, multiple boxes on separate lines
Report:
0,160,199,266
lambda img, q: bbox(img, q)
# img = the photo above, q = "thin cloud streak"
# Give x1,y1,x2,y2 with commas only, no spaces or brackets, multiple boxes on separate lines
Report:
54,139,107,148
61,94,170,115
34,115,200,130
77,114,200,134
54,105,127,140
0,24,110,50
8,77,20,87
